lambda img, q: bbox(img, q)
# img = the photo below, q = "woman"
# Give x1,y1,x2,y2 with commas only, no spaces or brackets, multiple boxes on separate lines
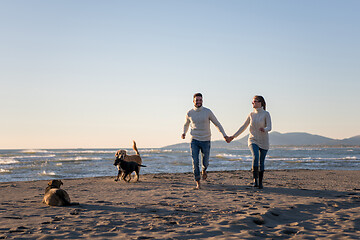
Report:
228,95,272,189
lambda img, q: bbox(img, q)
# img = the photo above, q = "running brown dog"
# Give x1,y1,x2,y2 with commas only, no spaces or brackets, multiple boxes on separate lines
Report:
114,141,143,182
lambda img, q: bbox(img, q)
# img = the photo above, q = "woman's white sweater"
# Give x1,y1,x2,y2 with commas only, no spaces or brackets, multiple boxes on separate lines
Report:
233,108,272,150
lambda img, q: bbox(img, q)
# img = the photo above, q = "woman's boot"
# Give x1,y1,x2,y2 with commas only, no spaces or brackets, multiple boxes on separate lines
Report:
258,171,264,189
252,170,259,187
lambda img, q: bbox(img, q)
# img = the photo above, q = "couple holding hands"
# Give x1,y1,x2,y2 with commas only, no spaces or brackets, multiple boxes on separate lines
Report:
182,93,272,190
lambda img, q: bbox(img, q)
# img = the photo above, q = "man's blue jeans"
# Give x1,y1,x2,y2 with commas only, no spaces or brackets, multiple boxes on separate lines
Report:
191,139,211,181
249,143,268,172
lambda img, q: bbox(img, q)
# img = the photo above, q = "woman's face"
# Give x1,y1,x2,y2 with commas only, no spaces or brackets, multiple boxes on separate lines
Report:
252,98,262,109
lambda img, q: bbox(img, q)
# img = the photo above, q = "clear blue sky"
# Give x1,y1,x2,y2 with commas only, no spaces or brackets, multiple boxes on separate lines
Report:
1,0,359,149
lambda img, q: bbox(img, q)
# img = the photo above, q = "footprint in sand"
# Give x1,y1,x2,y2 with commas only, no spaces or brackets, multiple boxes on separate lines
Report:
281,228,298,235
250,212,260,216
269,210,280,216
9,226,28,233
253,217,265,225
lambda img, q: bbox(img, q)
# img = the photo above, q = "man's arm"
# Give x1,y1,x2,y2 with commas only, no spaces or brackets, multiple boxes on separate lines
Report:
209,110,227,138
182,114,190,139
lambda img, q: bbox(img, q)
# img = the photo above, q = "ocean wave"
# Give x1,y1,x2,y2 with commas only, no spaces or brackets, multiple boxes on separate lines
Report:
342,156,358,160
61,150,115,154
141,149,189,154
215,153,241,159
74,157,103,161
284,160,317,163
38,170,57,176
0,158,19,165
21,149,49,154
214,153,253,160
276,147,323,151
0,146,359,182
171,161,190,166
54,157,103,162
269,157,314,161
268,157,359,162
14,154,56,159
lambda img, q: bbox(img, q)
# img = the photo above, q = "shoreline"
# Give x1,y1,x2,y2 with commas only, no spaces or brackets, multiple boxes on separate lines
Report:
3,167,360,184
1,169,360,239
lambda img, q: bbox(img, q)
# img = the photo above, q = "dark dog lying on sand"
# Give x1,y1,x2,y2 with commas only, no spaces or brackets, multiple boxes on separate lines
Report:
114,155,146,182
42,180,78,206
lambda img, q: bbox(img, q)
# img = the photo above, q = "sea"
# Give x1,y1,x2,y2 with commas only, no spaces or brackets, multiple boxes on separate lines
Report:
1,146,359,182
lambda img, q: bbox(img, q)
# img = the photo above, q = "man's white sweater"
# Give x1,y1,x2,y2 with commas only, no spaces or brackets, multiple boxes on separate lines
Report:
183,106,227,141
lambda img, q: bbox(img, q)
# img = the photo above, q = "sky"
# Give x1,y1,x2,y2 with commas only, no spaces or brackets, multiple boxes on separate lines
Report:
1,0,359,149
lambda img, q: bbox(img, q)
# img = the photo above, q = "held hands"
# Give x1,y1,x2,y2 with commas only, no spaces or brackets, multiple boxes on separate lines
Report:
259,128,265,132
183,134,235,142
225,136,234,143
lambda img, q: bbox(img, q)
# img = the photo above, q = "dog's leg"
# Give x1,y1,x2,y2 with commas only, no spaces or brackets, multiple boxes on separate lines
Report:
135,167,140,182
115,170,122,181
121,172,126,181
122,172,131,182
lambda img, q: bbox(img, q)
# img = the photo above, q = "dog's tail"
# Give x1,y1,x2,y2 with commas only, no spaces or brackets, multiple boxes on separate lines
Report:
139,164,147,167
133,140,140,156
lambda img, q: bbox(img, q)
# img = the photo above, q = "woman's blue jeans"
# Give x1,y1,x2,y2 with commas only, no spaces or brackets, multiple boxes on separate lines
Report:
191,139,211,181
249,143,268,172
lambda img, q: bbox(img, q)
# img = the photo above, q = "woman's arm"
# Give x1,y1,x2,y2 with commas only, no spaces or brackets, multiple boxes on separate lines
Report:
232,115,251,139
263,112,272,132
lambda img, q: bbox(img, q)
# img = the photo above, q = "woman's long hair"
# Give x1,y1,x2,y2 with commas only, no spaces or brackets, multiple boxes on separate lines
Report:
254,95,266,110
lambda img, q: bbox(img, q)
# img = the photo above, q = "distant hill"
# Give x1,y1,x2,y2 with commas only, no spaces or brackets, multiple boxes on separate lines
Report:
163,132,360,148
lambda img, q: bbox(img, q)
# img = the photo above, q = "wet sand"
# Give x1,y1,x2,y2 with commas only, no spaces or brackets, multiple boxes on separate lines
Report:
1,169,359,239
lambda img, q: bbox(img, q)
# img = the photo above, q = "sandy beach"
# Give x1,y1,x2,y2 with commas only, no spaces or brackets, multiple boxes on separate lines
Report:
1,169,359,239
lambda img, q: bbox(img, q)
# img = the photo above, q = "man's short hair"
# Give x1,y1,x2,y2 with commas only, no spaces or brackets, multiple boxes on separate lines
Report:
193,93,202,99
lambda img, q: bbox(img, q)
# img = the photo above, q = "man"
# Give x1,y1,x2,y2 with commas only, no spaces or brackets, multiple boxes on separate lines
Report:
182,93,230,189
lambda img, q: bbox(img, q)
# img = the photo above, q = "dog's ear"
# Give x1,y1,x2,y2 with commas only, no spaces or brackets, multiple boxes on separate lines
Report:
48,180,54,186
115,150,121,158
59,180,63,186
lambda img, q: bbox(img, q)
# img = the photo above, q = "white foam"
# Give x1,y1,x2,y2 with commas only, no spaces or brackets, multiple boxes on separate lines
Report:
55,157,102,161
62,150,114,154
21,149,49,153
0,158,19,165
16,154,56,158
141,149,189,154
39,170,56,176
215,153,240,158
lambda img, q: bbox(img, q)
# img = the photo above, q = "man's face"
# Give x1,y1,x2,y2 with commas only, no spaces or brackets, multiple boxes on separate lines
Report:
193,96,203,108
